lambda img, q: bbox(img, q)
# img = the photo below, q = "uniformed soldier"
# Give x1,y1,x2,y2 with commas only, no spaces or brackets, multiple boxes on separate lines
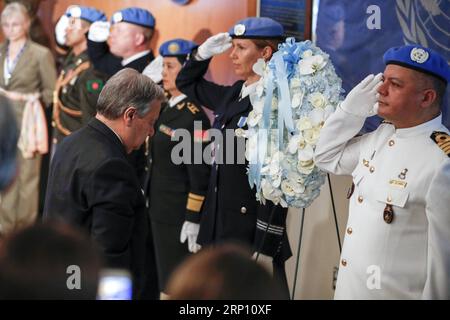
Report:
52,6,108,149
87,7,156,77
315,44,450,299
176,17,292,297
147,39,211,295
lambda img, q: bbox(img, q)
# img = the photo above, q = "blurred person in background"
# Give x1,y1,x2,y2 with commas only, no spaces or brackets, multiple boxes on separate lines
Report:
0,2,56,237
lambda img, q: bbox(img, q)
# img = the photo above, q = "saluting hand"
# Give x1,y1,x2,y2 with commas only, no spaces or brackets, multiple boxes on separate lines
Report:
142,55,164,83
88,21,111,43
196,32,233,61
55,14,69,46
340,73,383,117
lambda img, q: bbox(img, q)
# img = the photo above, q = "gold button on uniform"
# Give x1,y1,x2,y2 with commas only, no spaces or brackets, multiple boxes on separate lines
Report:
341,259,347,267
358,196,363,203
240,207,247,214
387,196,392,203
347,227,353,235
369,166,375,173
389,140,395,146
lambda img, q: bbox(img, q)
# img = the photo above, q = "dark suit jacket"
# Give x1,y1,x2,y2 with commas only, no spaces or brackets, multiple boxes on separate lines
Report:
176,58,291,262
43,118,148,297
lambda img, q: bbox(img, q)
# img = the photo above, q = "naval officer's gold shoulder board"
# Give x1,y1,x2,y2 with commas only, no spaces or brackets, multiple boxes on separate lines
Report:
431,131,450,157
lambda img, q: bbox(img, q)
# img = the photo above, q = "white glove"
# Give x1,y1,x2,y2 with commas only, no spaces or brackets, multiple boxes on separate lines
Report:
340,73,383,117
180,221,201,253
55,14,69,46
88,21,111,43
196,32,232,61
142,56,163,83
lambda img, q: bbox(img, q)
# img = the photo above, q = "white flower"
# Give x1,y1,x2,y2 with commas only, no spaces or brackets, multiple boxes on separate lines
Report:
290,77,301,89
303,127,321,145
298,144,313,161
247,110,262,127
297,117,313,131
271,173,281,188
281,180,296,197
287,172,305,185
287,134,306,154
302,50,313,58
297,159,315,174
252,58,266,76
299,55,327,75
234,128,247,138
291,91,304,109
308,92,327,109
281,179,305,197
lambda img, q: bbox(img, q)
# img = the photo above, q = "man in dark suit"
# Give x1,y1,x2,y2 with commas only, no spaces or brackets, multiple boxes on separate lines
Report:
86,7,156,77
43,68,165,299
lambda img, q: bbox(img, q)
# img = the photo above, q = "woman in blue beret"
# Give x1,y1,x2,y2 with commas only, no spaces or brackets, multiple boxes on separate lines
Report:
176,17,291,297
146,39,211,296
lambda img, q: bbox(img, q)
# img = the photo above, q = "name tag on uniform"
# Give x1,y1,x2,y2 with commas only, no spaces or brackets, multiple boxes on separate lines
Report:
159,124,174,137
389,179,407,188
237,116,247,128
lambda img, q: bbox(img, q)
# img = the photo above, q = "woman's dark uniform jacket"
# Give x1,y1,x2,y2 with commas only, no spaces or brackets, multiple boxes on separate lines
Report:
43,118,149,298
147,96,211,288
176,57,291,263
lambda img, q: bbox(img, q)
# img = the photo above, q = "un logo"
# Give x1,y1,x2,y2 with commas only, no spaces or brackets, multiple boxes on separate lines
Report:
396,0,449,59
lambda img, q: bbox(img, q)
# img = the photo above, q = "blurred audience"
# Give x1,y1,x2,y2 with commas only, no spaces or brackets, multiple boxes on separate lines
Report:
0,222,101,299
166,243,285,300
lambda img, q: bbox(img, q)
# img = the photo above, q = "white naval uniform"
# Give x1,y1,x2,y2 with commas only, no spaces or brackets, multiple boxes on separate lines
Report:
314,106,450,299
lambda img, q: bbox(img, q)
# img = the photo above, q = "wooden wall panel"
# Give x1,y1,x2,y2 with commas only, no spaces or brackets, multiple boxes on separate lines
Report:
30,0,256,84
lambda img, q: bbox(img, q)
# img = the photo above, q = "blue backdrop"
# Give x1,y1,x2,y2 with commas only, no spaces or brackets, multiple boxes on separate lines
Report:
316,0,449,132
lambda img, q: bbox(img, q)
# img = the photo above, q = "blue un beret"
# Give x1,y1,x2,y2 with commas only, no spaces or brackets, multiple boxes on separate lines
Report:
228,17,284,39
159,39,198,57
111,7,155,29
66,6,107,23
383,45,450,84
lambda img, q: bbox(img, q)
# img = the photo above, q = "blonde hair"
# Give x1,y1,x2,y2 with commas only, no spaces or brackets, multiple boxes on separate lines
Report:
1,2,31,29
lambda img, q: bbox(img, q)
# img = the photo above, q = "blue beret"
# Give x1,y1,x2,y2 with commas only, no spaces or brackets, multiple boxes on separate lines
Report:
111,7,155,29
66,6,107,23
228,17,284,39
383,45,450,84
159,39,198,57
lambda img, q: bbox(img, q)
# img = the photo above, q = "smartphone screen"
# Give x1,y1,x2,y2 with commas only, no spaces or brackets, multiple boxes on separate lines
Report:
97,269,133,300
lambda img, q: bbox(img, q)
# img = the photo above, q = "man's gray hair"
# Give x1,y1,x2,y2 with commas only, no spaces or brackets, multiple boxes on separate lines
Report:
0,96,18,191
96,68,165,119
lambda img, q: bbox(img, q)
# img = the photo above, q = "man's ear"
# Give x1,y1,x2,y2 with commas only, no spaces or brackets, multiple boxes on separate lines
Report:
420,88,437,109
135,32,145,47
124,107,136,126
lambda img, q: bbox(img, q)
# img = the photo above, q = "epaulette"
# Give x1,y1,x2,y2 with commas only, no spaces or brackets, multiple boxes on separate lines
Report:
186,102,200,115
430,131,450,157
